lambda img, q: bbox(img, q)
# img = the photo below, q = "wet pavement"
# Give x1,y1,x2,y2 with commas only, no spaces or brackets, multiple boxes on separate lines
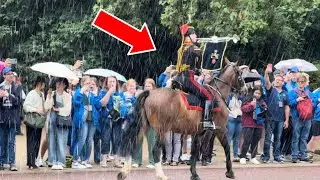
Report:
1,165,320,180
3,125,320,179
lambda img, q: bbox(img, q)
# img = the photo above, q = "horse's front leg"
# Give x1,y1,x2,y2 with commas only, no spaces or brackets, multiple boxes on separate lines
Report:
153,136,168,180
190,134,201,180
216,129,235,179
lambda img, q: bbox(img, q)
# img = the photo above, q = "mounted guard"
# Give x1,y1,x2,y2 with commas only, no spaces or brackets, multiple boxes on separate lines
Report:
116,23,246,180
174,24,240,130
174,24,216,130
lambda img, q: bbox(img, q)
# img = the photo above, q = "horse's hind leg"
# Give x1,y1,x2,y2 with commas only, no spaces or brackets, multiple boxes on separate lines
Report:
117,156,132,180
217,130,235,179
190,135,201,180
153,136,168,180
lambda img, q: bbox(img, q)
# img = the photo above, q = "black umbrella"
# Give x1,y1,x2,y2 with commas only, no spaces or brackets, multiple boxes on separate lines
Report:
242,71,261,83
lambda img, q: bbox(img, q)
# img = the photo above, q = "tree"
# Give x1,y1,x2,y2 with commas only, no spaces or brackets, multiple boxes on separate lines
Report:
0,0,319,84
308,63,320,91
160,0,320,70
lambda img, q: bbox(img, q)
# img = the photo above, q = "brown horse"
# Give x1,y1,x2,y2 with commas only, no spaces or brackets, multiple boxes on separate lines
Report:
118,58,246,180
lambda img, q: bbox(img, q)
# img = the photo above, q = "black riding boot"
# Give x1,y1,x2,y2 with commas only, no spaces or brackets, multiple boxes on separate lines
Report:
203,100,215,130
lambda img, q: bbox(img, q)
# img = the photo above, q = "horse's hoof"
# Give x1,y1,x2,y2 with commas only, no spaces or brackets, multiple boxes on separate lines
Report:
157,176,168,180
156,175,168,180
190,176,201,180
117,172,126,180
225,170,235,179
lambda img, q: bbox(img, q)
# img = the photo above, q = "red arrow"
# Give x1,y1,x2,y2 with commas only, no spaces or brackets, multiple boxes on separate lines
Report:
92,9,156,56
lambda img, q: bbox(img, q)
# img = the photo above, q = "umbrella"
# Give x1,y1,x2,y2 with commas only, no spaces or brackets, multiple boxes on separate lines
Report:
242,71,261,83
275,59,318,72
84,68,127,82
30,62,79,80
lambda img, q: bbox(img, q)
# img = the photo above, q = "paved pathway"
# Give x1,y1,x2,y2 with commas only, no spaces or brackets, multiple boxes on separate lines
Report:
4,125,320,180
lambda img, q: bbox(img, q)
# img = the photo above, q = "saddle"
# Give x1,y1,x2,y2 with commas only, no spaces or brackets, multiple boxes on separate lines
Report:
172,80,221,112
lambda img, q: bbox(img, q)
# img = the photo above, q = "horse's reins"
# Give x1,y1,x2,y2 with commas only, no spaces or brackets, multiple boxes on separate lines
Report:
205,83,231,112
207,63,245,112
213,64,243,93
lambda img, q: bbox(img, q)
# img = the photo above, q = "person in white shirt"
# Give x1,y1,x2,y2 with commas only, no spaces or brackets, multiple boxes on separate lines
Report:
45,78,72,170
227,91,243,162
23,76,46,169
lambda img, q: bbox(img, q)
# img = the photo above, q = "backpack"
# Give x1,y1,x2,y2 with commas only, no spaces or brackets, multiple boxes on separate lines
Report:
295,90,313,120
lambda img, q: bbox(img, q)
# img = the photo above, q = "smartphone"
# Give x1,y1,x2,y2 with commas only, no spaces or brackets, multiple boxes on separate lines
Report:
10,58,17,64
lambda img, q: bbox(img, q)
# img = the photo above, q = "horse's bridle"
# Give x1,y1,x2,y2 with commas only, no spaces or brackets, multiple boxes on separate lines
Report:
212,63,245,93
204,63,245,112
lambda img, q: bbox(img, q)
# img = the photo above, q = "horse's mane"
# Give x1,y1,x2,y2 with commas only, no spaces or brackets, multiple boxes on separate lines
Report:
217,62,237,77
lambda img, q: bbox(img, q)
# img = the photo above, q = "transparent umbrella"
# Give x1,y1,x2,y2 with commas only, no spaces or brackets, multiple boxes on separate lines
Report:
84,68,127,82
275,59,318,72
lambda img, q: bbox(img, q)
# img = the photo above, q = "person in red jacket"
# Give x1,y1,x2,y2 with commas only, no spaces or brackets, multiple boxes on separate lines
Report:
239,86,267,165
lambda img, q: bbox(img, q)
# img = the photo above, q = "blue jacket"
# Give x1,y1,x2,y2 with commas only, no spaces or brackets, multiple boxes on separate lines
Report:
123,93,137,124
312,89,320,121
288,88,315,121
158,73,168,87
284,80,298,92
107,91,127,119
72,88,101,129
96,89,127,119
72,88,85,128
97,89,109,119
90,90,102,131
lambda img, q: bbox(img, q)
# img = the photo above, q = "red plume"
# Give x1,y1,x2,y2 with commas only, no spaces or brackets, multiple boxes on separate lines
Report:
180,24,189,35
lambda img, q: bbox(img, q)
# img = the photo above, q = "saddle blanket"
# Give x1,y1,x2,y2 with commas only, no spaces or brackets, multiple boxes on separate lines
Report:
180,92,204,111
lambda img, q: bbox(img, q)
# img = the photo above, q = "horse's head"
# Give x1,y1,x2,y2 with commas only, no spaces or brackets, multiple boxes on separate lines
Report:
213,57,247,95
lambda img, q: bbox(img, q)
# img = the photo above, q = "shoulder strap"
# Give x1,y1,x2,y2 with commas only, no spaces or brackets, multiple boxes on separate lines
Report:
39,92,45,112
53,91,57,108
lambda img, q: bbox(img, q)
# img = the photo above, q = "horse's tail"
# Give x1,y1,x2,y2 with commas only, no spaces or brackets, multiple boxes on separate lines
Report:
119,90,150,157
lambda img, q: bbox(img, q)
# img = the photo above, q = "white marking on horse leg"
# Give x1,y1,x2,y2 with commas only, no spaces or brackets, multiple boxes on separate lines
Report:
155,162,168,180
121,156,132,178
126,156,132,172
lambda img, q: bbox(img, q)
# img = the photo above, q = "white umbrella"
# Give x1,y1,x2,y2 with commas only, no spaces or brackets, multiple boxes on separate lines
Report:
30,62,79,80
275,59,318,72
84,68,127,82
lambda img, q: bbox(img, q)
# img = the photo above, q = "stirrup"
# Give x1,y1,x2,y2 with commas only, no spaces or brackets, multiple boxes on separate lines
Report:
202,121,216,130
202,121,221,130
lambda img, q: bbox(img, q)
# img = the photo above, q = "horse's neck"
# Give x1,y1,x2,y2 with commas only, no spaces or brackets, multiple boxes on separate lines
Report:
215,76,231,100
